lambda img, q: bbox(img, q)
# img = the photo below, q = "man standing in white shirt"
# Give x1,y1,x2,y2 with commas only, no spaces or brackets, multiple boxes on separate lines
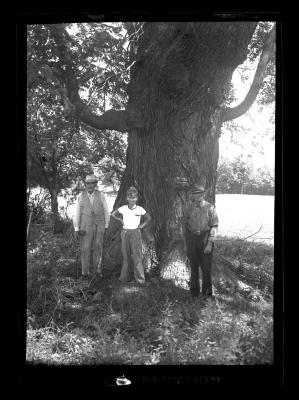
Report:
73,174,110,278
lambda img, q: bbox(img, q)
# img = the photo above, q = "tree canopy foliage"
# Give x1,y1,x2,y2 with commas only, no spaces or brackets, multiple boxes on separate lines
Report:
27,23,127,192
27,22,274,131
27,23,128,229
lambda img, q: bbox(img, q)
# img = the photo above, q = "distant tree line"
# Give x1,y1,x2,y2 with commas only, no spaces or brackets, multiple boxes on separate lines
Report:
216,156,274,195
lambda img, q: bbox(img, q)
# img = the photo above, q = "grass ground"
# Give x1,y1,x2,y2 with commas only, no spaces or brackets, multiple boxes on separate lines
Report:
27,222,273,365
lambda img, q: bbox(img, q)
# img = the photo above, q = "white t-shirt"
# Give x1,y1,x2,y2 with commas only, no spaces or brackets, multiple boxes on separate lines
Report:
118,205,147,229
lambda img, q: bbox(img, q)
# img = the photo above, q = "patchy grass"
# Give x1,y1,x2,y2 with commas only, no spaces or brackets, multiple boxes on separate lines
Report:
27,226,273,365
213,238,274,299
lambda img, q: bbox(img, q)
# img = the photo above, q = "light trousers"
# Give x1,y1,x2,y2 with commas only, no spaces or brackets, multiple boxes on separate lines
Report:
119,229,145,284
80,223,105,275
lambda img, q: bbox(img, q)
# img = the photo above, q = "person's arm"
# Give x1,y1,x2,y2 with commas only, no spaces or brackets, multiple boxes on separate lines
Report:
208,206,218,243
111,208,124,225
182,205,190,236
73,194,81,232
208,226,218,242
101,192,110,229
204,207,218,254
138,212,151,229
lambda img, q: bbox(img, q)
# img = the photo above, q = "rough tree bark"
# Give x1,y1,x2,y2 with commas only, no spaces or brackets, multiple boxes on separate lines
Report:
103,22,259,279
49,22,275,280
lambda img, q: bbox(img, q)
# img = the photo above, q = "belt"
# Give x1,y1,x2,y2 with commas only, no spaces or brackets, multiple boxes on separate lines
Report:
187,229,209,235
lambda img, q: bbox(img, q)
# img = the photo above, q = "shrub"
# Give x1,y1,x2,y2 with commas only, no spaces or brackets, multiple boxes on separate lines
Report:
27,190,51,224
27,231,62,326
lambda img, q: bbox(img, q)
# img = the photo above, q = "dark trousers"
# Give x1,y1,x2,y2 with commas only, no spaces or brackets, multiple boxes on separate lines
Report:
185,230,213,297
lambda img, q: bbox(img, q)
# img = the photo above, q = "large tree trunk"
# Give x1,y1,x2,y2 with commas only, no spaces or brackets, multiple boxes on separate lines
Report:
103,22,257,280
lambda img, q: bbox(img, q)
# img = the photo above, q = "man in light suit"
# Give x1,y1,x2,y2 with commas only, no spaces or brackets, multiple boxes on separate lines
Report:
73,175,110,278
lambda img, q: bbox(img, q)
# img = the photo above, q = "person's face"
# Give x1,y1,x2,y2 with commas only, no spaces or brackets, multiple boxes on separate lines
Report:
191,191,205,202
127,196,138,207
85,182,97,193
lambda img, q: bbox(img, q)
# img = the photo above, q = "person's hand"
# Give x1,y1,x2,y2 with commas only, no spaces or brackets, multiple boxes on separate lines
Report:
204,241,213,254
75,230,86,239
117,218,124,226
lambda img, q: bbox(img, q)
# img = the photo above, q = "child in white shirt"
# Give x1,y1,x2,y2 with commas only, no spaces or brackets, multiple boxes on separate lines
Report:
111,186,151,284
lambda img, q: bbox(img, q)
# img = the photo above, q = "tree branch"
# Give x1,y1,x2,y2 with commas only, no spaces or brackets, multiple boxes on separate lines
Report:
215,225,264,242
222,26,275,123
47,24,143,133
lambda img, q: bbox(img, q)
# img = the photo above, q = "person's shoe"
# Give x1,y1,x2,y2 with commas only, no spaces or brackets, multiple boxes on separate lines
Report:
200,294,215,304
90,270,102,279
138,281,150,286
207,295,216,302
96,270,103,278
118,278,131,284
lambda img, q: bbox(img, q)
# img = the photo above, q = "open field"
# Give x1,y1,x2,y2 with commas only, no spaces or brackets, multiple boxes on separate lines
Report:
215,195,274,245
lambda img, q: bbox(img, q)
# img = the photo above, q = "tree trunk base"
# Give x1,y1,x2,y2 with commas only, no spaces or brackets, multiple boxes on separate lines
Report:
159,241,190,289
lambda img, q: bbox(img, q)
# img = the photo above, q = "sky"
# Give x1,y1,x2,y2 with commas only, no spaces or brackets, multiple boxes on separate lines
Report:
221,60,275,172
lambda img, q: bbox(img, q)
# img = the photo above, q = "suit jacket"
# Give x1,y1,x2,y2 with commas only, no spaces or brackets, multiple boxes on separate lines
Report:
78,190,106,231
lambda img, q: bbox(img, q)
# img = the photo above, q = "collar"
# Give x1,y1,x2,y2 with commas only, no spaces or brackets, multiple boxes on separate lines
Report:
194,200,205,208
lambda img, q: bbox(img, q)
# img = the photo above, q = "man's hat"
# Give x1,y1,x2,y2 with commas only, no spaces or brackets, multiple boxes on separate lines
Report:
191,184,206,194
84,174,98,183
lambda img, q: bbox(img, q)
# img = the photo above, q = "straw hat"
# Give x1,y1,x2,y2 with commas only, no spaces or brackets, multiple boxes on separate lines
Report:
191,184,206,194
84,174,98,183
